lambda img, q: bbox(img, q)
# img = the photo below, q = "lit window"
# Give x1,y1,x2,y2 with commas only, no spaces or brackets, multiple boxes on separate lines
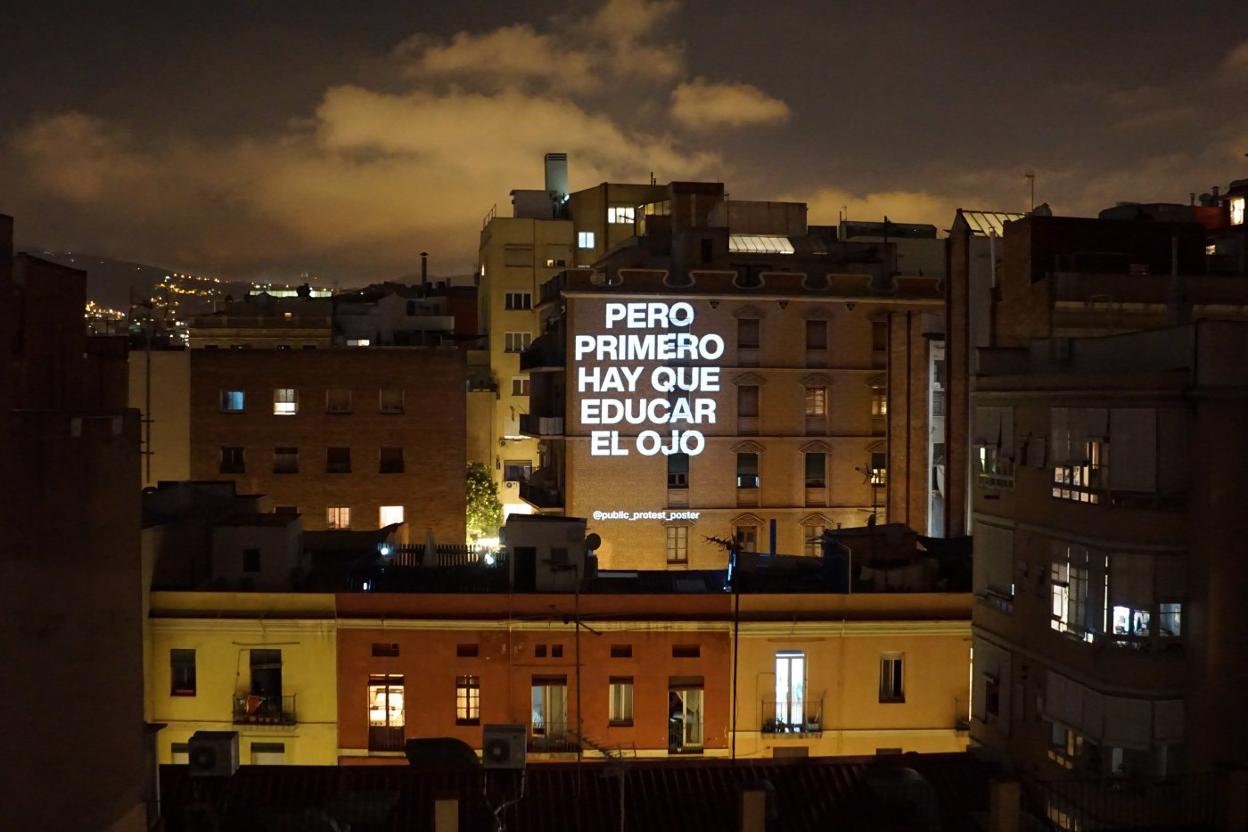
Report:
220,446,245,474
879,653,904,702
327,506,350,529
504,292,532,311
666,526,688,563
368,674,405,751
273,446,298,474
1111,605,1151,639
870,452,887,485
531,676,568,742
805,386,826,417
872,390,888,416
774,651,806,730
1159,602,1182,638
609,677,634,725
456,675,481,725
608,206,636,225
504,331,532,353
379,446,404,474
577,231,596,249
221,390,245,412
379,388,405,414
346,338,370,347
273,388,297,415
1231,196,1245,226
511,377,530,397
736,452,759,488
379,505,405,527
1050,542,1101,643
326,447,351,474
170,649,196,696
544,258,567,268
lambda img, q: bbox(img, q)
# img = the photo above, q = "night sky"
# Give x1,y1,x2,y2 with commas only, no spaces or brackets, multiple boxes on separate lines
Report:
3,0,1247,282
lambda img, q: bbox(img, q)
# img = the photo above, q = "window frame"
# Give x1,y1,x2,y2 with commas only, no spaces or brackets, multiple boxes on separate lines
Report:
272,388,298,416
326,506,351,530
608,676,635,726
220,390,245,413
879,653,905,703
455,675,481,726
577,230,596,249
379,446,405,474
666,525,689,564
170,648,196,696
378,388,405,414
326,446,352,474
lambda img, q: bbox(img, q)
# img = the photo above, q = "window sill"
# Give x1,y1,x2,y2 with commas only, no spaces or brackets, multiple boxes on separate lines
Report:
608,721,634,728
878,698,906,705
456,719,481,727
171,691,197,697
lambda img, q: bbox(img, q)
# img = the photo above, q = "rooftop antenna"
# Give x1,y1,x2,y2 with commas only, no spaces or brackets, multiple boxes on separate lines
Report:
1024,170,1036,212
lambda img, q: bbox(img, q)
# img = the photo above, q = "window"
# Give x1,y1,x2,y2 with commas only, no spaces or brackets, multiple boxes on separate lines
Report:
456,643,479,657
544,258,567,268
549,644,564,658
273,388,297,415
805,452,826,488
577,231,595,249
736,452,759,488
326,447,351,474
504,291,532,311
879,653,904,702
504,331,532,353
368,674,405,751
738,385,759,418
608,205,636,225
171,649,196,696
504,245,533,267
974,406,1014,488
346,338,370,347
379,505,405,527
872,321,888,352
673,644,700,658
503,460,532,482
774,651,806,730
1050,543,1100,643
273,447,298,474
379,446,404,474
984,674,1000,722
250,742,286,765
372,642,399,657
326,388,352,413
1159,602,1182,638
221,390,245,412
870,451,887,485
609,677,634,725
667,453,689,488
734,523,758,551
738,318,760,349
243,548,260,573
379,388,405,414
535,644,548,658
805,320,827,350
1232,196,1245,226
872,390,888,416
531,676,568,741
456,676,481,725
610,644,633,658
668,681,703,753
327,506,350,529
805,386,826,417
803,524,825,557
1051,408,1107,503
220,446,245,474
511,376,530,397
666,526,689,564
171,743,190,764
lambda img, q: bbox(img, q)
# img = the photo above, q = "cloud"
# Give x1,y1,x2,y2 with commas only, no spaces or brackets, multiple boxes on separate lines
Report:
670,78,790,130
793,187,973,228
1221,39,1248,74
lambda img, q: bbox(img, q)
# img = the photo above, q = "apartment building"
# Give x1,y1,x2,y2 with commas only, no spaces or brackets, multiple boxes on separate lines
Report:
188,347,467,542
518,181,945,569
0,216,151,830
478,153,663,519
189,291,334,348
967,203,1248,827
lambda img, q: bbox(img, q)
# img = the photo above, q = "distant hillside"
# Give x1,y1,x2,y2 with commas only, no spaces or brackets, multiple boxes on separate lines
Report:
22,250,172,311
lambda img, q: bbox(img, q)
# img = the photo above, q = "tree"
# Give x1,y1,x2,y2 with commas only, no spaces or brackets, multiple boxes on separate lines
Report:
466,462,503,541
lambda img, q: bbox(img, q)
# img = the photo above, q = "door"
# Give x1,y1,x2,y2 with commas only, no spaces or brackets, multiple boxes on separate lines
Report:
775,651,805,730
669,687,704,752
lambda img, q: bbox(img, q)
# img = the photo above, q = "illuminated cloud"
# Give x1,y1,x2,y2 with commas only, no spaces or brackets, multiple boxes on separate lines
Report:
1221,38,1248,74
794,187,973,228
670,79,790,130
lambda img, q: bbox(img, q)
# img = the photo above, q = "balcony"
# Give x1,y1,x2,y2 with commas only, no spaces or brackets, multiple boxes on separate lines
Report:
761,695,824,737
520,480,564,510
519,414,564,437
528,723,578,754
232,693,297,725
520,332,565,371
368,725,405,752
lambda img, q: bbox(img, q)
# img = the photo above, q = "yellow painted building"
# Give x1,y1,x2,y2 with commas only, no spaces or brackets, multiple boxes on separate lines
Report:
147,592,339,765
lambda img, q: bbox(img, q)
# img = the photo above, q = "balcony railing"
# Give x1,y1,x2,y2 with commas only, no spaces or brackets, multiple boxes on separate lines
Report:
519,414,564,437
520,480,564,510
761,695,824,737
528,723,578,753
232,693,297,725
368,725,406,752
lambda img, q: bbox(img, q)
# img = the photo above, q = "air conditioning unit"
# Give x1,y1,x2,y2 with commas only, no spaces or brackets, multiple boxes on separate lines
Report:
189,731,239,778
482,724,526,770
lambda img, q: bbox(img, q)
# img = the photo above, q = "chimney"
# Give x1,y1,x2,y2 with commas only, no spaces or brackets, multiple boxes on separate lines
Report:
420,251,429,292
544,152,569,202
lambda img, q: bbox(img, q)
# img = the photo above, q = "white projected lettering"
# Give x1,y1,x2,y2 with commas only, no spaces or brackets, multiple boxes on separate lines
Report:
579,301,721,456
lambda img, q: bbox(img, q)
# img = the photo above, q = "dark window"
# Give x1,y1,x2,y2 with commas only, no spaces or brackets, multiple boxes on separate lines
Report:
535,644,548,658
610,644,633,658
379,388,405,414
243,548,261,573
326,447,351,474
737,453,760,488
171,649,196,696
805,452,826,488
379,447,404,474
985,674,1000,721
700,238,713,263
738,386,759,417
273,447,298,474
672,644,700,658
806,320,828,350
372,643,400,657
505,292,533,311
879,654,904,702
250,649,282,700
503,460,532,482
275,505,298,515
456,644,479,658
738,318,760,349
872,321,888,352
326,388,352,413
668,453,689,488
220,447,245,474
551,644,564,658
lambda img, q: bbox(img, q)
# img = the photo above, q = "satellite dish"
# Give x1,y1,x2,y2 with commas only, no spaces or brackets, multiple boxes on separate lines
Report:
585,533,602,552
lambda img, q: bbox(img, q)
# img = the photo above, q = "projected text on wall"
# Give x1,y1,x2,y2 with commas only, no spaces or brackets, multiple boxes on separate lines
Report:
575,302,724,456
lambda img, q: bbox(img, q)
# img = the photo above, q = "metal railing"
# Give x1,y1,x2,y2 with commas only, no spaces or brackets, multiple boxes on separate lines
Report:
232,693,297,725
368,725,405,752
518,414,564,437
391,544,504,568
761,695,824,737
520,480,563,509
528,723,578,753
1021,772,1217,831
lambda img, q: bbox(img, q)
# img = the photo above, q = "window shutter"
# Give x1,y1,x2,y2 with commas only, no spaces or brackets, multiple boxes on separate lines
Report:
1109,553,1154,609
1109,408,1157,493
973,521,1014,596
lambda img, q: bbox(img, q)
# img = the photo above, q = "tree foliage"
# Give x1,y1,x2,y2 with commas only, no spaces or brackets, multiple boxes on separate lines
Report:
466,462,503,541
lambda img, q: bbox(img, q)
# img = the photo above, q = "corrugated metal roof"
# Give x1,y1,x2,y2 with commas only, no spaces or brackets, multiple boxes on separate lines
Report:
729,234,796,254
160,752,992,831
959,210,1025,237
